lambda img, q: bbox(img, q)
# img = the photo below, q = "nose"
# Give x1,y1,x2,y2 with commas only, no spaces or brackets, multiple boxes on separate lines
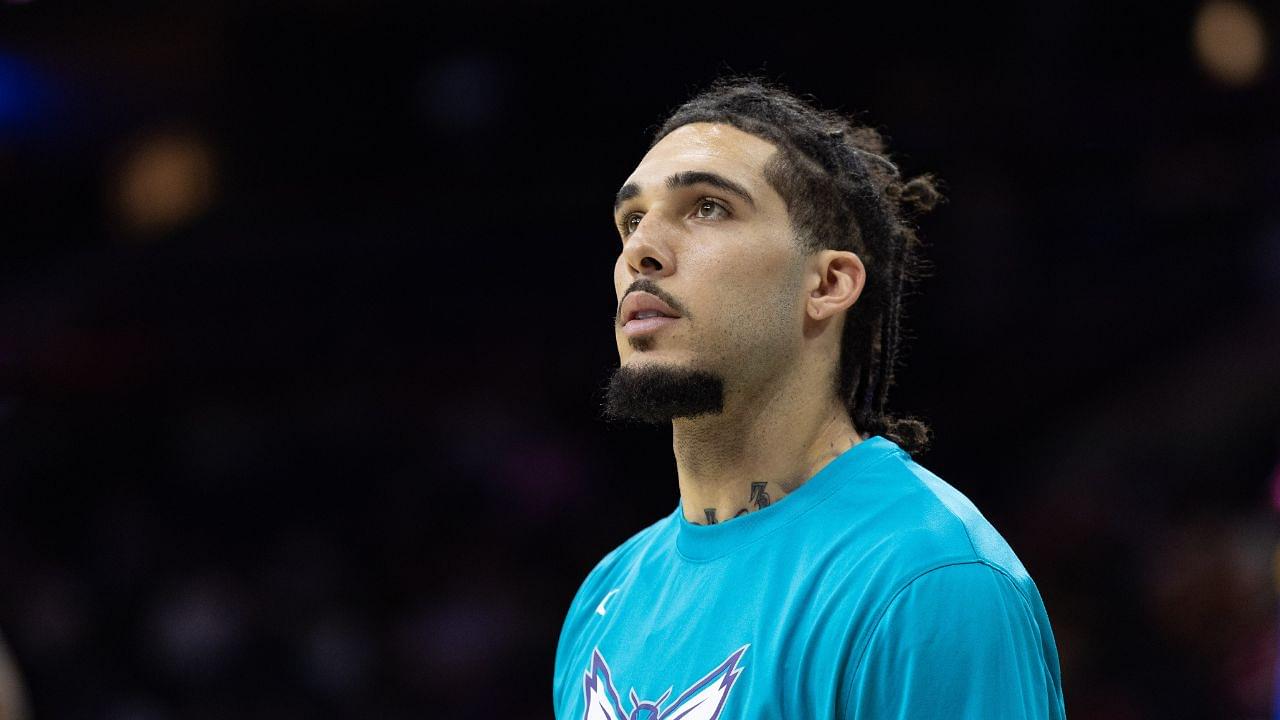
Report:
620,216,675,278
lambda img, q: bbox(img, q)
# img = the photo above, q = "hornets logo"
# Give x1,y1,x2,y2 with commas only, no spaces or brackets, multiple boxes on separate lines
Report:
582,645,749,720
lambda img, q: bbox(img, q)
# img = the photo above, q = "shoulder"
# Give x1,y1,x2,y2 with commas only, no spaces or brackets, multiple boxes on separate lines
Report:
869,561,1040,641
838,442,1035,591
831,446,1065,718
553,510,675,677
822,442,1052,649
844,561,1066,719
578,509,675,590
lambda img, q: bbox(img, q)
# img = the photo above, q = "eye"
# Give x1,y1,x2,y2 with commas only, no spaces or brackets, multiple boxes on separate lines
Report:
694,198,729,220
619,213,643,237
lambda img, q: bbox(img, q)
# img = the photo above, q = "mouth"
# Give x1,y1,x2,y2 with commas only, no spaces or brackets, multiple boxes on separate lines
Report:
622,314,679,337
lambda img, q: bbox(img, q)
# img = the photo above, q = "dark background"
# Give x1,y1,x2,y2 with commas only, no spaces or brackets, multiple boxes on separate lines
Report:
2,1,1279,718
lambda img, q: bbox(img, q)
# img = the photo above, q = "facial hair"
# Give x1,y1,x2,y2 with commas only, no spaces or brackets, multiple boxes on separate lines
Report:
601,362,725,425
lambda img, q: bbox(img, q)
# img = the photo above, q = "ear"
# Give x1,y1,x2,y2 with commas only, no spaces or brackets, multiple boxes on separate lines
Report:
806,250,865,322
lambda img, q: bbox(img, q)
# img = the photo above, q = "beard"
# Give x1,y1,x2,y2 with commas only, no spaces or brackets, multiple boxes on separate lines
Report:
601,361,725,425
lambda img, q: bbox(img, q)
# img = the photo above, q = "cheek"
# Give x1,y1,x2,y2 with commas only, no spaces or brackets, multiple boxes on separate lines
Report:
691,237,795,304
612,255,630,295
700,249,801,339
696,227,786,273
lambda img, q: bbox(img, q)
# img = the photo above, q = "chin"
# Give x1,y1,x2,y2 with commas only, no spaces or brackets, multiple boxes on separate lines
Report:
624,348,691,365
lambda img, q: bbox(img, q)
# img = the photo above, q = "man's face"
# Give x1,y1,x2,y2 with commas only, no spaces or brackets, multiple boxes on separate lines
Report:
602,122,808,424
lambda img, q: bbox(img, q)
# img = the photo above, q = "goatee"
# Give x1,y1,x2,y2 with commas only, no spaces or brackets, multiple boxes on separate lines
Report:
601,362,725,425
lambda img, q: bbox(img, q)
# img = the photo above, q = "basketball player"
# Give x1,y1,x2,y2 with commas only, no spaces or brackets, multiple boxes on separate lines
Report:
553,78,1066,719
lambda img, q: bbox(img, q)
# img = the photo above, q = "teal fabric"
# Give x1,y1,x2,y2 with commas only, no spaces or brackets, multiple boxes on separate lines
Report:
553,435,1066,719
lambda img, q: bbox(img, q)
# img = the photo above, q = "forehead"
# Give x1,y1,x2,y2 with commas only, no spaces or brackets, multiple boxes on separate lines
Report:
623,122,780,196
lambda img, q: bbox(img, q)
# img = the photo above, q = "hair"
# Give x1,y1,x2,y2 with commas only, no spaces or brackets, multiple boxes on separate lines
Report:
650,76,941,457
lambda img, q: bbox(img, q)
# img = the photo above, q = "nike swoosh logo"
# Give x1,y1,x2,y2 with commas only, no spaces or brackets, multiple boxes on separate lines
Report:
595,588,621,616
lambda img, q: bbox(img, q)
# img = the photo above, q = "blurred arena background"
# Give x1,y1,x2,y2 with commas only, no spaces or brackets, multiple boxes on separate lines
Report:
1,2,1278,718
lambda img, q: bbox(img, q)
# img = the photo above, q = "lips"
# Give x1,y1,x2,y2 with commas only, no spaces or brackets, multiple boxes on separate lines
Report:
619,291,681,338
623,315,678,337
620,291,681,325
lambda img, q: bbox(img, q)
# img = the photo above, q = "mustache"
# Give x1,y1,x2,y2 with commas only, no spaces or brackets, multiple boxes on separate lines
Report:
616,279,689,321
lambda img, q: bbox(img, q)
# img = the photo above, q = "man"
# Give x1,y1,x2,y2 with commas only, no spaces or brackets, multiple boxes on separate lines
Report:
553,77,1066,719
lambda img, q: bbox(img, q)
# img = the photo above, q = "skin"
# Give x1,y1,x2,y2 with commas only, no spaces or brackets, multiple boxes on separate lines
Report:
612,122,869,525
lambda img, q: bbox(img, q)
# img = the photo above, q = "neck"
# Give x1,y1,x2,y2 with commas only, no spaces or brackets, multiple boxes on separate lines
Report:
672,370,862,526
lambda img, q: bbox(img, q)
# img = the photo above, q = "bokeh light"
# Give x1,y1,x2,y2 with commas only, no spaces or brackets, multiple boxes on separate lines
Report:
114,131,218,237
1193,0,1269,87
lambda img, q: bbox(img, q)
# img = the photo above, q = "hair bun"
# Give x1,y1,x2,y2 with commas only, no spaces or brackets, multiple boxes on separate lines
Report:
899,174,942,215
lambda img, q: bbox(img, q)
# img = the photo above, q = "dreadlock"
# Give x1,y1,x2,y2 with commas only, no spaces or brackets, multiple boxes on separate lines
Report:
650,76,941,457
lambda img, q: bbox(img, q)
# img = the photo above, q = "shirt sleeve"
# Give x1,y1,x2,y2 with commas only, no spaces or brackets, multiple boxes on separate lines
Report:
843,561,1062,720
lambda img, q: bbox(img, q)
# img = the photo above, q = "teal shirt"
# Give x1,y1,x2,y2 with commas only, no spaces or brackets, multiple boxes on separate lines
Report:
553,435,1066,719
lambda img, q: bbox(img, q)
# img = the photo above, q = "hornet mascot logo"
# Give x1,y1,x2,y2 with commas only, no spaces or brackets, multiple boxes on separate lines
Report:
582,645,749,720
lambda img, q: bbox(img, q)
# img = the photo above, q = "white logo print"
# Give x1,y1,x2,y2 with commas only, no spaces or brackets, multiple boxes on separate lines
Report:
582,644,749,720
596,588,621,616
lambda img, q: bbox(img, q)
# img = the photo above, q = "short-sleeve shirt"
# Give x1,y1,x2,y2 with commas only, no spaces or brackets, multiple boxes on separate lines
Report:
553,435,1067,719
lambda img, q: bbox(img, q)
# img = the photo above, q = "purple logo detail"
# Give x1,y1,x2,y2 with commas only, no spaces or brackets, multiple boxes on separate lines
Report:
582,644,749,720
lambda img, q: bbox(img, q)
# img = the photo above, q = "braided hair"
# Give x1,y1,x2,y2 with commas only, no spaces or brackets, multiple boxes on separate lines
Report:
651,77,940,457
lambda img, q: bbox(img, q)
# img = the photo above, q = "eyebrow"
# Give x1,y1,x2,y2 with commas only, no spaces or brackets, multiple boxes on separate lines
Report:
613,170,757,213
